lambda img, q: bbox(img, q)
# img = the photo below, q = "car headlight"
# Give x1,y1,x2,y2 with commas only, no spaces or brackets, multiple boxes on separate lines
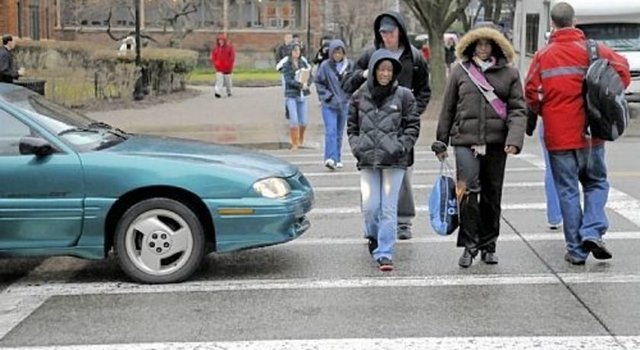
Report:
253,177,291,198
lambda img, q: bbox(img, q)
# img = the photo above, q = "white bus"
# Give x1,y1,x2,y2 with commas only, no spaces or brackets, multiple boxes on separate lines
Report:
514,0,640,103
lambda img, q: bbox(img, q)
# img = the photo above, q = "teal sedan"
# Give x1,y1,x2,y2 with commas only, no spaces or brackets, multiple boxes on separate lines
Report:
0,83,314,283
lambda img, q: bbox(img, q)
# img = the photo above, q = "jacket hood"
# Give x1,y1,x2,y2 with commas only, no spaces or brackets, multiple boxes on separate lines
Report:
373,11,411,55
366,49,402,89
328,39,346,57
216,34,228,46
455,27,515,63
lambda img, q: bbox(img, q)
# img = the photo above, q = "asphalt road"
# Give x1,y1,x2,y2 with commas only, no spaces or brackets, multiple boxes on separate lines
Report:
1,88,640,349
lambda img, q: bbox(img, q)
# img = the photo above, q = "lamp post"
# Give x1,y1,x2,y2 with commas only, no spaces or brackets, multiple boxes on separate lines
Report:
133,0,145,101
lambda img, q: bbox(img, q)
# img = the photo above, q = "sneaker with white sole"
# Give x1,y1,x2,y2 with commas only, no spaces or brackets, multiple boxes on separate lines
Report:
324,159,336,170
548,221,562,230
336,162,343,168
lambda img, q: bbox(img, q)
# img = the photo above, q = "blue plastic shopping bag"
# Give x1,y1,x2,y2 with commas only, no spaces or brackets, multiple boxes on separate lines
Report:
428,161,459,236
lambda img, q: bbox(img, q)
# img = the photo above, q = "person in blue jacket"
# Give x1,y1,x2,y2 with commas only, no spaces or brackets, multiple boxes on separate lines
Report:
314,39,354,169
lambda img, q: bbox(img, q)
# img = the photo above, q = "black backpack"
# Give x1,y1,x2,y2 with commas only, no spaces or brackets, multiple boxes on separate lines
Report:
583,40,630,141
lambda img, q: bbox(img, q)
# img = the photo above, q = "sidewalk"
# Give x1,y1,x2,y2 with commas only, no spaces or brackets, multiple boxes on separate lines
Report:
88,86,318,149
88,85,640,150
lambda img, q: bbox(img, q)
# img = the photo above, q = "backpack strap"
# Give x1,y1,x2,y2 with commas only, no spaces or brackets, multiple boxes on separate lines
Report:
586,39,599,64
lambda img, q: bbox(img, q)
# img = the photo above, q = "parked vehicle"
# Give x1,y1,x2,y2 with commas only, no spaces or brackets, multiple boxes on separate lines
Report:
559,0,640,103
0,83,314,284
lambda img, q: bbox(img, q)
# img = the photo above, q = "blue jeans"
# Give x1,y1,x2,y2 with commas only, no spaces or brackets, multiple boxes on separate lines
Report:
539,123,562,225
360,168,406,261
286,96,308,127
549,144,609,260
321,104,348,163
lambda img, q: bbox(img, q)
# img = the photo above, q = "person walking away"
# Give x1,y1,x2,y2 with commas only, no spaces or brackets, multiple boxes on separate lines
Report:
348,49,420,271
525,2,630,265
0,35,23,84
314,39,354,170
526,110,563,230
433,26,526,268
342,11,431,240
421,41,430,62
444,37,456,76
211,34,235,98
282,43,312,151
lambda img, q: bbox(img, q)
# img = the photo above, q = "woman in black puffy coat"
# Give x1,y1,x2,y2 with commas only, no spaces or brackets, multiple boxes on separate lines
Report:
347,49,420,272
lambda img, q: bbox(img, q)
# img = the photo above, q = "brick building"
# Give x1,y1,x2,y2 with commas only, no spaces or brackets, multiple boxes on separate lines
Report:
0,0,55,40
1,0,408,68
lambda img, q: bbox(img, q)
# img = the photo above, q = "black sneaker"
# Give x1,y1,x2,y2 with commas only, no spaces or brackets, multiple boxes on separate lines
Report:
377,257,394,271
564,252,586,265
481,251,499,265
227,92,232,97
583,239,613,260
367,238,377,255
458,248,477,268
397,225,412,240
214,93,221,98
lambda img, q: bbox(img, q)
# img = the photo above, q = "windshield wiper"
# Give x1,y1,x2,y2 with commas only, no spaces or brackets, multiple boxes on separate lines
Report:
88,122,128,136
58,127,100,136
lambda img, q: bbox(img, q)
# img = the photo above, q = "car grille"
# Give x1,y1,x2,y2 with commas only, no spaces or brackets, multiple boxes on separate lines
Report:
287,171,312,191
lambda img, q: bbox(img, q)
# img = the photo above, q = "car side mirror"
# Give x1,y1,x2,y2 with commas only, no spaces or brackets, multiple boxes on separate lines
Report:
19,136,55,157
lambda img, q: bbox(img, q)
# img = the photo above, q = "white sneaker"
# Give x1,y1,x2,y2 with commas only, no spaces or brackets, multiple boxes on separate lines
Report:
336,162,343,168
324,159,336,170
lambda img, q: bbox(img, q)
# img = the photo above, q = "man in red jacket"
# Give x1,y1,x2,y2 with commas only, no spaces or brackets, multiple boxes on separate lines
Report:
525,2,630,265
211,34,236,98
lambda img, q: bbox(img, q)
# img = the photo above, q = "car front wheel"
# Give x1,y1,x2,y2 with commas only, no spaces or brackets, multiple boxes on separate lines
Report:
114,198,205,283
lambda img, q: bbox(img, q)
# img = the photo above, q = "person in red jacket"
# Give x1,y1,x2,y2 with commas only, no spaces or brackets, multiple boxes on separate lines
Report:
211,34,236,98
525,2,630,266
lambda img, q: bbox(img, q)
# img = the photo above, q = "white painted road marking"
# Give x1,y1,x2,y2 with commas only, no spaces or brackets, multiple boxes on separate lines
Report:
304,166,540,177
313,181,545,192
3,273,640,298
1,336,637,350
290,231,640,245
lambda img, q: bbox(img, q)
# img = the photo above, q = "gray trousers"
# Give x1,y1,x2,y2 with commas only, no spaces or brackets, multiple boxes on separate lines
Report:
397,166,415,227
215,72,232,95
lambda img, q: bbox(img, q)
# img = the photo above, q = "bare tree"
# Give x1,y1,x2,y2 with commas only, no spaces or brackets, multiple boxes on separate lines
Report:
403,0,471,99
325,0,386,54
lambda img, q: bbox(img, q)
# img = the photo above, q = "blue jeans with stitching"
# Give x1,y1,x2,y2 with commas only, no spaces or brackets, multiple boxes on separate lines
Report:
549,144,609,260
360,168,406,261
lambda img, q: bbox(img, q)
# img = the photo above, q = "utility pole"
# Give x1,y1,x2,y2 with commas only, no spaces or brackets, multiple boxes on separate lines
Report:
133,0,144,101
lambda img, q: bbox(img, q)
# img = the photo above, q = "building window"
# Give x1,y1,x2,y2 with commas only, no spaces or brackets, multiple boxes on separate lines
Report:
30,3,41,40
60,0,132,28
230,0,302,29
525,13,539,55
144,0,223,29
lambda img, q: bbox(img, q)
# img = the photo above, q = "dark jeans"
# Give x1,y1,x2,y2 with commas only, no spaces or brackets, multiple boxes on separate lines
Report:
454,145,507,253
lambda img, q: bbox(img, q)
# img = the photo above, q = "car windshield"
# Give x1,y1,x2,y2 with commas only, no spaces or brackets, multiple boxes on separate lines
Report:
579,23,640,52
6,89,127,151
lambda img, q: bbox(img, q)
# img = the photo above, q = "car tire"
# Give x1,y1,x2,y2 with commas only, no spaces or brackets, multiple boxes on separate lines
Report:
114,198,206,284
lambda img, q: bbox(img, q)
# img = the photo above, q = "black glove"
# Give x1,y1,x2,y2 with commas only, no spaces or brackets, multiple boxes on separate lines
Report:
431,140,448,154
526,109,538,136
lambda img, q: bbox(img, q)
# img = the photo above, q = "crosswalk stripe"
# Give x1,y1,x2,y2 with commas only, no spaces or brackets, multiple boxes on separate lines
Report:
1,336,637,350
290,231,640,245
304,167,540,177
313,181,545,192
3,273,640,298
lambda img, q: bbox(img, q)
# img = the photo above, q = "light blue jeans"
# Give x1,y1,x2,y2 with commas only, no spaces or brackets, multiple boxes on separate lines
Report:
321,103,348,163
360,168,406,261
539,122,562,225
549,144,609,260
286,96,308,127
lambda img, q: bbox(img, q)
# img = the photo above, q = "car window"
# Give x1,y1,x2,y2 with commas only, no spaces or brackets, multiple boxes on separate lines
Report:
0,109,32,156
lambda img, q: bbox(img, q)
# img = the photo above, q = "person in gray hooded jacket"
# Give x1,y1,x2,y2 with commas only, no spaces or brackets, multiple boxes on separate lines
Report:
347,49,420,271
314,39,354,170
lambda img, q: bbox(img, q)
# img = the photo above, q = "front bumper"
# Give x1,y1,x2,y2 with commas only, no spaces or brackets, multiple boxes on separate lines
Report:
205,172,314,252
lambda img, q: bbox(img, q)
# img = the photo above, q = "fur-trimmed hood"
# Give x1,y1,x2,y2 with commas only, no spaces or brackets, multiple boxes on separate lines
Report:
455,27,515,63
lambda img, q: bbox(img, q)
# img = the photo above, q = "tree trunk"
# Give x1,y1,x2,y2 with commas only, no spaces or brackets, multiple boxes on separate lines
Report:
427,28,447,102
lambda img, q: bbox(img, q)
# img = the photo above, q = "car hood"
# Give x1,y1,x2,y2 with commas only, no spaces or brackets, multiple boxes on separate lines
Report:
618,51,640,71
105,134,298,177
